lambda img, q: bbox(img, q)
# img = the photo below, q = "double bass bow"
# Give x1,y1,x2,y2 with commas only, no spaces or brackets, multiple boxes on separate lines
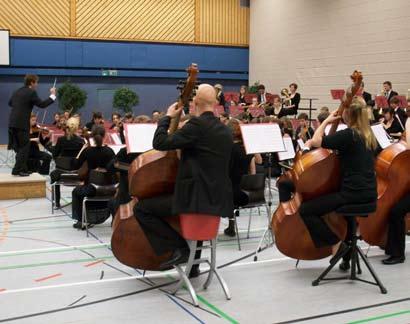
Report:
111,64,199,270
271,71,363,260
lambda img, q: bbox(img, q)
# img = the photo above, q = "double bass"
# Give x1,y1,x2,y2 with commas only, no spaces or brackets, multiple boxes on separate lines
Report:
111,64,199,270
272,71,363,260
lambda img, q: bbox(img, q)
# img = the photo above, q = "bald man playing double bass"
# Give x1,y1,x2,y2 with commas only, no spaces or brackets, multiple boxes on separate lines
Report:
134,84,233,273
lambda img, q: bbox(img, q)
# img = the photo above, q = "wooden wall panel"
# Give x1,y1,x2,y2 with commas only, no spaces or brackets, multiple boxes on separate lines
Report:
199,0,249,46
76,0,195,43
0,0,249,46
0,0,70,37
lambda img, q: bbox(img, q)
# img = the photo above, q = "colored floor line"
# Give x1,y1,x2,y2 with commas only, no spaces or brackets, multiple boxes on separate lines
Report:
0,255,115,271
348,309,410,324
84,259,104,267
0,208,10,243
0,288,6,293
35,273,63,282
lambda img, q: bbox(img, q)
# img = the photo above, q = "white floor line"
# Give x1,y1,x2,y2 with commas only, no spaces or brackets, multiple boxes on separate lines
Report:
0,243,111,256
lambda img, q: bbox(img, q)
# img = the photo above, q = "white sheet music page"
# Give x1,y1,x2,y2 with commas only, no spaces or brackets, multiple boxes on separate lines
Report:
109,145,126,155
297,138,306,150
324,123,348,135
371,123,391,149
278,136,296,161
110,132,122,145
240,123,285,154
124,123,157,153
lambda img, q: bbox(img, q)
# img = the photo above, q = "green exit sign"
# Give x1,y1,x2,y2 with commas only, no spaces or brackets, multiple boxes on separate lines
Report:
102,70,119,77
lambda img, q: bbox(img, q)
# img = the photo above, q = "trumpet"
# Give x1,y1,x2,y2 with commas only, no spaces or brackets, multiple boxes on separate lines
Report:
281,88,292,106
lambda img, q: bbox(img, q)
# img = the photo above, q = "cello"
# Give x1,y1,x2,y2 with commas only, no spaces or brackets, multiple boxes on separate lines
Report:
111,64,199,270
271,71,363,260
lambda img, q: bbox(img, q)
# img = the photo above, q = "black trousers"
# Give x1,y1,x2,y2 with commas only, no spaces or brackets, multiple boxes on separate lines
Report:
9,128,30,174
29,149,51,175
71,184,97,221
385,193,410,257
134,195,188,256
299,193,349,248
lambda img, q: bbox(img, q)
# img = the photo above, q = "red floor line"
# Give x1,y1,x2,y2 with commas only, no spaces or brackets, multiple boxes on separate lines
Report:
84,260,104,267
35,273,63,282
0,288,6,293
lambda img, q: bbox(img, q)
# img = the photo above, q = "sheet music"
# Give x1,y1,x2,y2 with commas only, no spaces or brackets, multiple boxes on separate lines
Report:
124,123,157,153
297,139,306,150
324,123,347,135
371,123,391,149
278,136,296,161
110,132,122,145
89,138,96,147
109,144,126,155
240,123,285,154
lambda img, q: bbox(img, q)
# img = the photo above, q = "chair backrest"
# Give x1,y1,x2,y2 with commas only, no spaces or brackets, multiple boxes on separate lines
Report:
89,169,117,186
179,214,220,241
55,156,76,171
240,173,265,191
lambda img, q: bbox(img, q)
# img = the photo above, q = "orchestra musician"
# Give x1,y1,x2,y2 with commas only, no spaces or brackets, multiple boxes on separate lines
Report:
257,84,267,105
28,113,52,175
52,113,60,126
382,107,410,265
238,85,247,105
8,74,56,177
389,96,407,130
300,97,378,259
382,108,403,139
49,117,85,208
110,113,121,131
382,81,398,103
282,83,301,116
214,84,227,112
85,111,104,131
71,125,115,229
270,97,285,118
133,84,233,271
224,119,257,237
295,113,314,142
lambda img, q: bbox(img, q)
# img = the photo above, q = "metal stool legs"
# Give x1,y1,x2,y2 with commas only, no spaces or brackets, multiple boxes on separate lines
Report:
172,239,231,306
312,221,387,294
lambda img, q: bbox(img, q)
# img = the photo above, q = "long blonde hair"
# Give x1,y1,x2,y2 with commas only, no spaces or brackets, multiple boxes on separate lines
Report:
65,117,79,140
347,97,377,151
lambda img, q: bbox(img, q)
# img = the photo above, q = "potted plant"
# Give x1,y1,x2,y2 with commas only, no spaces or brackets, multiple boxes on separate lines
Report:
57,81,87,114
113,87,139,113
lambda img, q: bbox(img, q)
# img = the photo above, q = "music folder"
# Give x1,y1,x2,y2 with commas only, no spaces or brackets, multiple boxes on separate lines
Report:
375,96,389,108
331,89,345,100
124,123,157,153
240,123,285,154
278,136,296,161
371,123,392,149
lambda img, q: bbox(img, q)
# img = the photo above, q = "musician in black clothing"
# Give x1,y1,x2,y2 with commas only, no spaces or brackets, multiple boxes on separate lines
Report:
383,81,398,103
85,112,103,131
297,97,378,257
28,114,52,175
389,96,407,130
224,119,256,237
238,85,247,105
71,126,115,229
295,113,314,142
282,83,301,116
50,117,85,208
383,108,403,139
215,84,227,112
8,74,56,176
134,84,233,270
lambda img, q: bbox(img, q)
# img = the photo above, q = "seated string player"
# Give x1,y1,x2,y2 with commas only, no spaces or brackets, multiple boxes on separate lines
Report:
85,111,104,131
28,113,52,175
317,111,330,126
295,113,314,142
238,85,247,105
52,113,60,126
381,105,410,265
49,117,85,208
71,126,115,229
110,112,122,131
224,119,258,237
389,96,407,130
382,108,403,140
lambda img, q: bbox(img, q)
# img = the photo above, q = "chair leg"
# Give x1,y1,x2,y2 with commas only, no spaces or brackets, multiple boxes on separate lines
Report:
233,210,241,251
247,208,253,239
171,241,197,297
82,198,88,237
203,239,216,289
356,246,388,294
173,265,199,306
51,183,55,214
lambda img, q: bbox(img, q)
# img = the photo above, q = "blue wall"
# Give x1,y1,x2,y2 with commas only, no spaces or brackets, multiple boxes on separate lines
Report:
0,38,249,143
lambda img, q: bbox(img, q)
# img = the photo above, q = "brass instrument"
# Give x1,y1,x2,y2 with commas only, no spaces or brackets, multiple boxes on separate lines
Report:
281,88,292,106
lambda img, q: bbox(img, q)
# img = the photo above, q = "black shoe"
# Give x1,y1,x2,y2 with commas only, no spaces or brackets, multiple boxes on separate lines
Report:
12,171,30,177
72,222,94,230
188,265,200,279
55,202,61,209
339,260,351,272
159,248,189,270
382,256,405,265
224,226,236,237
329,242,349,264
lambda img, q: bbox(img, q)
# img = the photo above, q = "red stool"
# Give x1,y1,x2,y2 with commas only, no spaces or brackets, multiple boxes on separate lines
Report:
171,213,231,306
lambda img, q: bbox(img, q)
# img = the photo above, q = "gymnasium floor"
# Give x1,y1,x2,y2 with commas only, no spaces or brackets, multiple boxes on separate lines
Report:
0,148,409,324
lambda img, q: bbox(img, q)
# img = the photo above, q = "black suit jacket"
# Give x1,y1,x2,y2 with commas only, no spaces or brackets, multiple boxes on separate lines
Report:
153,112,234,218
8,86,54,130
363,91,373,106
387,90,398,103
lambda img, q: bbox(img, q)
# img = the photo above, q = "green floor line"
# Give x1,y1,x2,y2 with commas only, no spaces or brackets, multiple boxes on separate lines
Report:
0,244,111,258
166,274,239,324
0,256,115,270
348,310,410,324
4,224,110,233
7,218,72,226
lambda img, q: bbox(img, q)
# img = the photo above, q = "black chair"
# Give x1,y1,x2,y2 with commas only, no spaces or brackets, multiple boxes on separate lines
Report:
233,173,268,250
312,202,387,294
82,169,118,236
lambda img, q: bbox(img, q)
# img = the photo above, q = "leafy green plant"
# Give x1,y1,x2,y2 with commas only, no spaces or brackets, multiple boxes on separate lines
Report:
113,87,139,113
248,81,261,94
57,81,87,114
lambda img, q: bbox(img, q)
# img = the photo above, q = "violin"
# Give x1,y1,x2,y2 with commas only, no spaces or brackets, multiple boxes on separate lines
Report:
111,64,199,270
271,71,363,260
